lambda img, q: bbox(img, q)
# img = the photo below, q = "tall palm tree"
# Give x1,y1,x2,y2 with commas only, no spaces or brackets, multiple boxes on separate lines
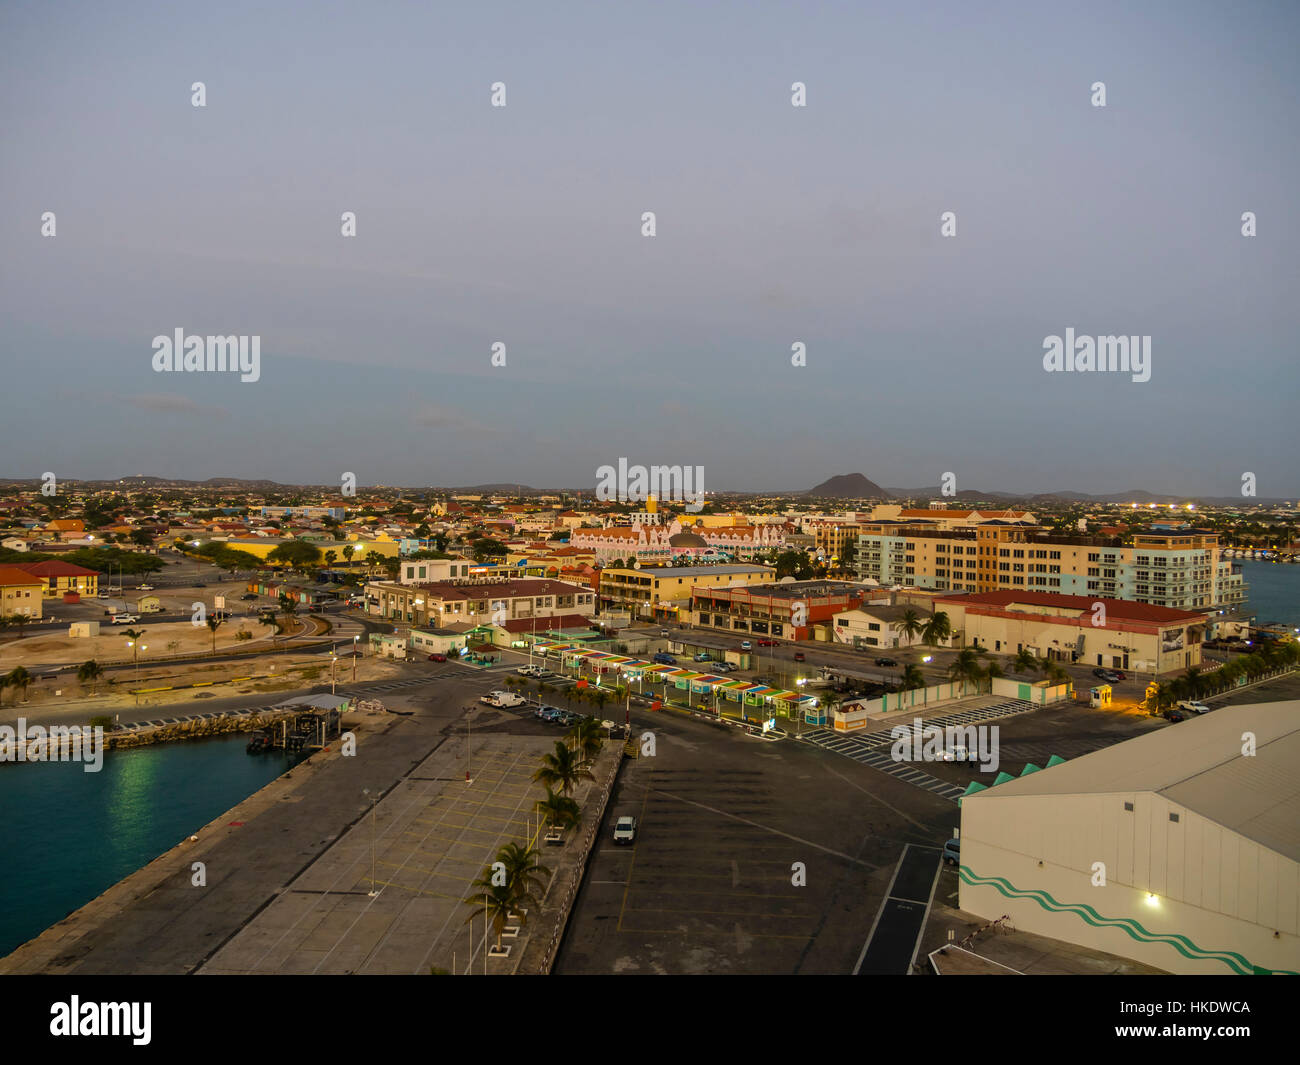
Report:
892,609,925,648
1013,648,1038,674
947,648,983,690
0,674,9,708
206,616,224,655
533,740,595,797
121,628,145,669
77,660,104,693
5,666,33,705
462,882,516,953
566,717,605,763
921,611,951,648
496,842,551,905
536,788,581,834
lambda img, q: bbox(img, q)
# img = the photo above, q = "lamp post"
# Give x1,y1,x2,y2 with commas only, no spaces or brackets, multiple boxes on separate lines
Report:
330,653,338,694
362,787,378,897
352,634,359,682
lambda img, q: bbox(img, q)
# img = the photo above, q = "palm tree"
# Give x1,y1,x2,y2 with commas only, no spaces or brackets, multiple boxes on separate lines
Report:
900,664,926,691
462,882,516,953
921,611,951,648
496,841,551,905
892,609,925,649
342,545,355,567
206,616,224,655
566,717,605,763
947,648,983,690
121,628,145,669
77,660,104,693
11,613,31,640
258,612,281,647
1013,648,1038,674
324,549,337,567
0,674,8,708
533,740,595,797
536,787,581,834
5,666,33,705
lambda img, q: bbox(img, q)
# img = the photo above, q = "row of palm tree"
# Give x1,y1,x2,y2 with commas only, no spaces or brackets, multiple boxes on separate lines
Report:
459,715,608,956
1146,639,1300,709
892,609,952,649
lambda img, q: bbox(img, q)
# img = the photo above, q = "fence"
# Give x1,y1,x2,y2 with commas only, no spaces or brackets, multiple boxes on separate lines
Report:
537,743,623,974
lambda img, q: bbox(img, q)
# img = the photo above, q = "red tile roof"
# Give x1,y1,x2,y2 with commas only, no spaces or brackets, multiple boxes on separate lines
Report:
935,589,1205,624
11,560,99,578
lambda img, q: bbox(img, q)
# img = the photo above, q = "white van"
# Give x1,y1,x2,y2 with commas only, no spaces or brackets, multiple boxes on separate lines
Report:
480,691,526,708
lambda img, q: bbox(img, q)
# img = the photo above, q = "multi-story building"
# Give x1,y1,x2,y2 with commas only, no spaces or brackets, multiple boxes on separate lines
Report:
9,560,99,599
0,566,43,617
398,556,475,585
571,519,784,564
856,522,1246,611
597,564,775,622
368,577,595,629
691,580,868,642
259,505,346,521
934,590,1210,677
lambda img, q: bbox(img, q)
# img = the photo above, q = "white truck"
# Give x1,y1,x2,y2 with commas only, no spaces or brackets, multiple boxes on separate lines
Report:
479,690,526,709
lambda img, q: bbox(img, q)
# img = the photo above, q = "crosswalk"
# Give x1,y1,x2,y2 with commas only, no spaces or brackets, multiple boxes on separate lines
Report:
800,699,1040,803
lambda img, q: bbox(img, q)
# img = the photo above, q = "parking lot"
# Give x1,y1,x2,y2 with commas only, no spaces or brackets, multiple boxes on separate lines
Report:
554,709,957,974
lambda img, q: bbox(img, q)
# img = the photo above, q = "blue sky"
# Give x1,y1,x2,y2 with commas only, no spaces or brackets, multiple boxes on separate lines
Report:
1,0,1297,496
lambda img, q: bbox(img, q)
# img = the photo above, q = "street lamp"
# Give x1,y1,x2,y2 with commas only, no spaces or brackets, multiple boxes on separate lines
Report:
330,653,338,694
353,634,359,682
362,787,379,896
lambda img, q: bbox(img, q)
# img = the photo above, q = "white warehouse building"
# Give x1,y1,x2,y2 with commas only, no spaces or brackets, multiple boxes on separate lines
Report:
958,700,1299,975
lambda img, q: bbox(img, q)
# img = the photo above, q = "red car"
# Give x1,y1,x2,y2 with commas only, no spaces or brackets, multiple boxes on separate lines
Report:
427,653,447,662
757,638,775,647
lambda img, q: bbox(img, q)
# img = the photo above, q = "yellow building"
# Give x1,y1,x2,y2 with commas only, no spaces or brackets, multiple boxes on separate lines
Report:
598,563,775,622
0,566,44,618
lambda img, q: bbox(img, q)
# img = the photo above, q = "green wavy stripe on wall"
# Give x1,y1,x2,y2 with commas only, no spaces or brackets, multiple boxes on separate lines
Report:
959,867,1297,976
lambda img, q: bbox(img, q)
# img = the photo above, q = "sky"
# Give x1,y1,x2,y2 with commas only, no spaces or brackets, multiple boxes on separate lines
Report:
1,0,1297,497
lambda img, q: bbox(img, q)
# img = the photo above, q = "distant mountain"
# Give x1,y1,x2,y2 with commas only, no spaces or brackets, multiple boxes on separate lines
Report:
806,473,889,498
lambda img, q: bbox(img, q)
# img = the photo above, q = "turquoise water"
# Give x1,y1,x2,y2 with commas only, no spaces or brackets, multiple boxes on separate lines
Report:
1239,560,1300,628
0,734,301,958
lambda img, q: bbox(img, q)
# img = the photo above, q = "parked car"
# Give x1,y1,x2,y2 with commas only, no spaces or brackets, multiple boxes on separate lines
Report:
875,657,898,667
694,652,712,662
757,638,775,647
137,583,154,591
480,691,526,708
1178,700,1210,715
942,839,961,866
652,652,677,666
240,593,258,600
1111,670,1128,681
740,640,752,650
613,816,637,844
659,629,669,637
111,613,139,624
712,662,737,673
1093,668,1122,682
793,651,805,662
427,653,447,662
1162,707,1186,722
97,590,110,599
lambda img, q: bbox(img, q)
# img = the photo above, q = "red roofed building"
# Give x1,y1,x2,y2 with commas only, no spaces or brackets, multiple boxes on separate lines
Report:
10,559,99,598
0,565,44,617
934,590,1209,677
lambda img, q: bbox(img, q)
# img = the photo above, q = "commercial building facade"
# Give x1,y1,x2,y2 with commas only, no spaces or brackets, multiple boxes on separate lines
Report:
598,564,775,622
369,577,595,629
691,581,867,642
958,701,1300,975
934,590,1209,676
856,522,1246,612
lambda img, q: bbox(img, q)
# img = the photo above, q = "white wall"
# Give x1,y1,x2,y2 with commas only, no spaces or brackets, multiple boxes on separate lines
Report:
959,791,1299,975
